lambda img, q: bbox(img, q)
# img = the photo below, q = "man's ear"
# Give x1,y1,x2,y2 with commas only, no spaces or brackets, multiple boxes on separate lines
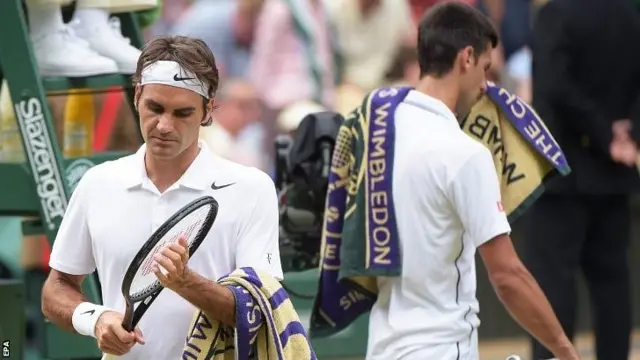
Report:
134,84,142,111
206,97,215,115
459,46,474,72
201,98,216,126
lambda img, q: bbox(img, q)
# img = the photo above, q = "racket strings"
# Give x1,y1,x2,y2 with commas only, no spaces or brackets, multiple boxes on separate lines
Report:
139,238,171,276
138,219,202,276
129,206,211,298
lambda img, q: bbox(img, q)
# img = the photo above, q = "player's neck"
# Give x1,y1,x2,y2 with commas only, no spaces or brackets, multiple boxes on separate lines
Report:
145,142,200,193
414,75,460,116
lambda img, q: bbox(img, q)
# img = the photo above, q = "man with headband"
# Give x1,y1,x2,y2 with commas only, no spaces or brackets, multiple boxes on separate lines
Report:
40,35,283,359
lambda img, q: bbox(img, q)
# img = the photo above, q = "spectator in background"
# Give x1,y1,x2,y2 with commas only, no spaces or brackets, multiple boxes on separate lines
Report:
492,0,530,62
145,0,191,37
199,79,267,170
334,44,420,116
250,0,337,166
325,0,414,92
250,0,337,112
483,0,531,98
276,100,326,135
525,0,640,359
504,46,531,102
384,45,420,87
170,0,264,79
409,0,479,25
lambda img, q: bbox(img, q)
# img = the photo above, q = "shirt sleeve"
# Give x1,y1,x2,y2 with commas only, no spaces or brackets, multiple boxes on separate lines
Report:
235,171,284,280
49,169,96,275
448,148,511,247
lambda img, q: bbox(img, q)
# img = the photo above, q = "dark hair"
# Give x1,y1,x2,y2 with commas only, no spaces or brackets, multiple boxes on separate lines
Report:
132,35,220,125
133,35,219,97
417,2,498,77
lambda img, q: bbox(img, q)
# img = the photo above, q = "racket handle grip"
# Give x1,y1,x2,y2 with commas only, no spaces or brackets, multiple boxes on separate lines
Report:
121,305,134,332
102,354,118,360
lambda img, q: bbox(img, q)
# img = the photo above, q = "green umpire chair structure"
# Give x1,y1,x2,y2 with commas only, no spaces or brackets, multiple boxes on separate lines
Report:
0,0,143,357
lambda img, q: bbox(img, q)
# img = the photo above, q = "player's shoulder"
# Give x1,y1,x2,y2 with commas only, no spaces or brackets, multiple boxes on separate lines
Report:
458,131,492,157
430,129,494,181
95,152,137,175
445,136,496,184
454,134,493,162
208,157,277,207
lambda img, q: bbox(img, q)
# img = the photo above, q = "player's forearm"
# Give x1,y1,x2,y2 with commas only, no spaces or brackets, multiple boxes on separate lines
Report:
41,273,87,332
176,269,236,327
492,267,575,358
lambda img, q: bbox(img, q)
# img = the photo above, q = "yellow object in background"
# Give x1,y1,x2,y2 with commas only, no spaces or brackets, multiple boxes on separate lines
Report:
0,80,26,163
63,89,94,157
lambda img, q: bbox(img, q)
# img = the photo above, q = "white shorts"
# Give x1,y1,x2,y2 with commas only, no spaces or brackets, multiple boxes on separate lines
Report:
397,331,479,360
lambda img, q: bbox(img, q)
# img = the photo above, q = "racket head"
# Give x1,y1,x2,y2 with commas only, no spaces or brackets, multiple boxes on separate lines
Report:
121,196,219,303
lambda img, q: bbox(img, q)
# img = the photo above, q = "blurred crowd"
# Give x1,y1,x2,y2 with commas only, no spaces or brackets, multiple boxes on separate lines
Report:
140,0,540,174
17,0,542,173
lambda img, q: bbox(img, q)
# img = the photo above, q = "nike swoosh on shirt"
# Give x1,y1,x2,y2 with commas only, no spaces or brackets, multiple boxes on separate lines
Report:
211,182,235,190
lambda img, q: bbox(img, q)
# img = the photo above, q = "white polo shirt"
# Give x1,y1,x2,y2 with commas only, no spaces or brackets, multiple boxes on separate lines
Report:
366,90,511,360
49,142,283,360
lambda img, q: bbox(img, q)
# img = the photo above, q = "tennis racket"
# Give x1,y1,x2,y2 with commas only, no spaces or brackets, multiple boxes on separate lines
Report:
101,195,218,360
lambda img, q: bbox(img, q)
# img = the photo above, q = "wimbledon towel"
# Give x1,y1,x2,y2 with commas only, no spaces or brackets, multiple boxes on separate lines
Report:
183,267,317,360
310,84,570,337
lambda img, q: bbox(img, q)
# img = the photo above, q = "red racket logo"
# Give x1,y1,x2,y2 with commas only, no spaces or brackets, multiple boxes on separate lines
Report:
139,220,202,276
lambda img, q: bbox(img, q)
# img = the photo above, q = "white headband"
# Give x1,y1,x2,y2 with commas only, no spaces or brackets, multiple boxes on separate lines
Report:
140,60,209,99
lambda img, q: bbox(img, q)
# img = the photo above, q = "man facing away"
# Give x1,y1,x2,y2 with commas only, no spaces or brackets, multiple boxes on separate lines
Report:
40,35,283,359
365,3,579,360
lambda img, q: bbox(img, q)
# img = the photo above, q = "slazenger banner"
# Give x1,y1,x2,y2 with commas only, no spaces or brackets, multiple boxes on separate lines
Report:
15,97,68,232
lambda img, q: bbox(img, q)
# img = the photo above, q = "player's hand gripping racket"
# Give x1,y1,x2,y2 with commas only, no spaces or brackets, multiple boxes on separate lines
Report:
101,196,218,359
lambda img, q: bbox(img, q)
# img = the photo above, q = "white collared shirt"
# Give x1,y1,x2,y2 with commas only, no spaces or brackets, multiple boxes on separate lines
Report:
366,90,511,360
49,141,283,360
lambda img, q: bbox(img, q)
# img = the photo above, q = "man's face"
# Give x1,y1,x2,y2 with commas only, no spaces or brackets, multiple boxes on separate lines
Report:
457,44,492,116
136,84,211,160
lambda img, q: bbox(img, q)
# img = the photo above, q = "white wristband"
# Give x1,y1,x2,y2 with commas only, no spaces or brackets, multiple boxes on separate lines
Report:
72,302,110,338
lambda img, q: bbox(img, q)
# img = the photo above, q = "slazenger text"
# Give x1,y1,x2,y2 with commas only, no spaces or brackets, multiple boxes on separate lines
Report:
16,97,67,230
